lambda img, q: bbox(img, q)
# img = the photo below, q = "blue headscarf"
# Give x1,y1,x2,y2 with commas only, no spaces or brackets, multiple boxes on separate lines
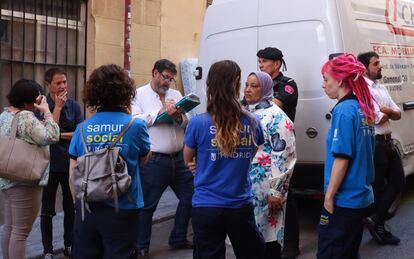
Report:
249,71,274,102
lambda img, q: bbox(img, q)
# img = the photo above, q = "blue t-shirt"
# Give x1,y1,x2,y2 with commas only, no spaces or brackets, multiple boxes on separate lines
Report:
324,95,375,209
184,112,264,208
69,108,151,210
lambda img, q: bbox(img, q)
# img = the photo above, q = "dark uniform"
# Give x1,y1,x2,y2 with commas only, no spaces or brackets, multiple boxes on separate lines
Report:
272,72,298,122
41,95,83,256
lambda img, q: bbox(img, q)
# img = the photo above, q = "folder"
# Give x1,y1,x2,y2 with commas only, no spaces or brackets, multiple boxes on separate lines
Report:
154,93,200,124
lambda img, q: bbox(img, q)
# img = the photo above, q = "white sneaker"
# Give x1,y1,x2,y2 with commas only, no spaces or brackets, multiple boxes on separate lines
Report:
43,253,55,259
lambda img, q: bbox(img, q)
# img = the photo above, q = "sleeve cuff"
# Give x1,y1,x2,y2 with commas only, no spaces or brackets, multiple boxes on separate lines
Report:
332,152,352,160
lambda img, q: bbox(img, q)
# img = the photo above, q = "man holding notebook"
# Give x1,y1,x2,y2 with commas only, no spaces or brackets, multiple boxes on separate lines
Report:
131,59,194,257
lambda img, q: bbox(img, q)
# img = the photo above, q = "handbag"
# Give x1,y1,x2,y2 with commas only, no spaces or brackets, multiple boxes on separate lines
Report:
0,112,50,183
70,118,134,220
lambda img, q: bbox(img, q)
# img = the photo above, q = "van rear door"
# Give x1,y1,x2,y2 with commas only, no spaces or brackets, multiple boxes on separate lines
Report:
195,0,259,113
257,0,342,178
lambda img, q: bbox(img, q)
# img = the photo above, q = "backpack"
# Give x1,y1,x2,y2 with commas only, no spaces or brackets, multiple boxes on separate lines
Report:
70,118,135,220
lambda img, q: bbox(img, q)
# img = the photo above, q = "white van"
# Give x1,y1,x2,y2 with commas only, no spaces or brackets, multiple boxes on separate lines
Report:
194,0,414,195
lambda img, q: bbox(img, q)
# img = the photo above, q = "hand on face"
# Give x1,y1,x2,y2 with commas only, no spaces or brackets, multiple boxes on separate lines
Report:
54,90,67,109
34,95,51,114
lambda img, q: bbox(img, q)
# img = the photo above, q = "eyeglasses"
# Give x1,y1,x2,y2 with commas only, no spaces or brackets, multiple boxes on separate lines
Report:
160,73,176,84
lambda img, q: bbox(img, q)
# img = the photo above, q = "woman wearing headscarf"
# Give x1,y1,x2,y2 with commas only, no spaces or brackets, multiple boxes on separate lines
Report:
242,71,296,259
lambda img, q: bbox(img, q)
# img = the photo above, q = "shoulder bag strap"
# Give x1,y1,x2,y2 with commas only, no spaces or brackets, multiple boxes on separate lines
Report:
109,118,135,149
10,111,22,141
79,123,90,154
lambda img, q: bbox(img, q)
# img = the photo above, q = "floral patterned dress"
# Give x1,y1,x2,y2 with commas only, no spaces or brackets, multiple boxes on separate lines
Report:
248,101,296,245
0,108,60,190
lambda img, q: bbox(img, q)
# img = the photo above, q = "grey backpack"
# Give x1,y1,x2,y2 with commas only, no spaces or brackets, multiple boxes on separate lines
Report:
70,119,134,220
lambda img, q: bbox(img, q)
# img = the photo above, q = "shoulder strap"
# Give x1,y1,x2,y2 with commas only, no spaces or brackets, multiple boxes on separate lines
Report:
79,123,89,154
109,118,135,148
10,111,22,141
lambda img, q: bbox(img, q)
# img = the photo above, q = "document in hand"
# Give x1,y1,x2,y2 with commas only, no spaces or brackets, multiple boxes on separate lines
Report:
154,93,200,124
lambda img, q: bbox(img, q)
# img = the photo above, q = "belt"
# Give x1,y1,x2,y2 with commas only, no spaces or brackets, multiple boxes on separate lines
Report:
375,134,392,142
152,151,181,158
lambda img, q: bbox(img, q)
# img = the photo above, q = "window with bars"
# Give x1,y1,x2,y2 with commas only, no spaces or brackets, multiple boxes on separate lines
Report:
0,0,87,111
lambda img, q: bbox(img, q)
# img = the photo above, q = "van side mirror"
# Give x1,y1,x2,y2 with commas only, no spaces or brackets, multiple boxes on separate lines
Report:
194,67,202,80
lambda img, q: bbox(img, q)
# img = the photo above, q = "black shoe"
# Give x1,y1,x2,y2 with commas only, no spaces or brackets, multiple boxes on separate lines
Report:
281,246,300,259
137,248,149,258
63,246,71,257
364,217,400,245
169,240,194,250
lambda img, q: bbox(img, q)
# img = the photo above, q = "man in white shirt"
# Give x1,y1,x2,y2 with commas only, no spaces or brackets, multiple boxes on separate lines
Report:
131,59,194,256
358,52,404,246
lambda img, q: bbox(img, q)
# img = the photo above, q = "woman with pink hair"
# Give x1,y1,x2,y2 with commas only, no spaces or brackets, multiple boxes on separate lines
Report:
317,53,376,258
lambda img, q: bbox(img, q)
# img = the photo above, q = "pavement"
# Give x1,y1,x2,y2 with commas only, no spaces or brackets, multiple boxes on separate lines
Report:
0,187,179,259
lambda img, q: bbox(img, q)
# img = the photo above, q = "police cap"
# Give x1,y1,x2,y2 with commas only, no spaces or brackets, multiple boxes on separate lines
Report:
256,47,284,60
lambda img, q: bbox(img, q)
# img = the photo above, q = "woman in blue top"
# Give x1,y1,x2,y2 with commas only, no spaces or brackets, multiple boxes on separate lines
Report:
68,64,151,258
317,54,376,258
184,60,265,259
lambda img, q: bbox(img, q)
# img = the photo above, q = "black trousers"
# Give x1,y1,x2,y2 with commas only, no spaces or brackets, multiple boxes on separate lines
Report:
192,204,265,259
72,202,140,259
317,206,370,259
265,241,281,259
283,191,299,250
373,139,405,222
40,172,74,254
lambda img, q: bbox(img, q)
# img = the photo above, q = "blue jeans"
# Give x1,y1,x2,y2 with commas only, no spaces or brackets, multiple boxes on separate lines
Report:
137,151,194,249
192,204,265,259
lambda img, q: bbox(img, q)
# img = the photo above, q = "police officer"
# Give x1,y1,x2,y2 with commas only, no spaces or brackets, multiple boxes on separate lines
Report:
257,47,298,121
257,47,300,258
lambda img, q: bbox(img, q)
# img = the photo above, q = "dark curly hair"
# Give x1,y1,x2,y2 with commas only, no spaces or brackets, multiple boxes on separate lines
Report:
7,79,42,108
83,64,136,111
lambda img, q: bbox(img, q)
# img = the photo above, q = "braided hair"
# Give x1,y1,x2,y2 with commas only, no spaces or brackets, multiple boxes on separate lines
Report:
322,53,375,123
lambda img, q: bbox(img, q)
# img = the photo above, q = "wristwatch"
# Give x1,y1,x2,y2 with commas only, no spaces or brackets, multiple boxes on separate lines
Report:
175,114,183,125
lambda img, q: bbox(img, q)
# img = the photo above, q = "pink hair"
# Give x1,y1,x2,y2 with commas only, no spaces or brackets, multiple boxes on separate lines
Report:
321,53,375,123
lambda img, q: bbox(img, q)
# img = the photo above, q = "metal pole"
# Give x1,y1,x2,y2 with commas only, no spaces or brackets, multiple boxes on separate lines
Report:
124,0,131,75
34,0,38,80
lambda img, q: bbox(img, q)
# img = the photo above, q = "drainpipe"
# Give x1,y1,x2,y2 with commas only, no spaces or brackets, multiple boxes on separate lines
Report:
124,0,132,76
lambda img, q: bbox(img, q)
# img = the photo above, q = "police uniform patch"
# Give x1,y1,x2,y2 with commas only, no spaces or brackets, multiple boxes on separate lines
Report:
284,85,294,95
